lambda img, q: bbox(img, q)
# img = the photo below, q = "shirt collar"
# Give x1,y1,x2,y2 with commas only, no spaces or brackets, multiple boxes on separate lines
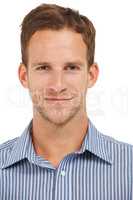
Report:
81,119,113,164
1,120,37,169
1,118,113,169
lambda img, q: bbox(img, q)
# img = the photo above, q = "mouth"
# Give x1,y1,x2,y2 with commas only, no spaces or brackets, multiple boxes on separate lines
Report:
45,97,73,101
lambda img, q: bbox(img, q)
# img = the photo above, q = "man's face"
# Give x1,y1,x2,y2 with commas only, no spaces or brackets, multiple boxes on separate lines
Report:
19,28,98,125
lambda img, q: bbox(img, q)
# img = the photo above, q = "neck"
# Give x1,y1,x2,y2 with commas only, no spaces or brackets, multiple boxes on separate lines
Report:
31,109,89,167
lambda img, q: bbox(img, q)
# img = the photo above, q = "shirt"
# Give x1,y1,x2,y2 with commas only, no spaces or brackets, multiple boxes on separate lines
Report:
0,119,133,200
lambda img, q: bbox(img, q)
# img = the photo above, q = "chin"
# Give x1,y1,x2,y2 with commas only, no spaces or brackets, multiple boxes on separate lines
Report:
39,109,77,126
35,103,81,125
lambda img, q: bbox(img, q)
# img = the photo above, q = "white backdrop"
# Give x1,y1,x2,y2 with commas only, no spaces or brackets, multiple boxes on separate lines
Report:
0,0,132,144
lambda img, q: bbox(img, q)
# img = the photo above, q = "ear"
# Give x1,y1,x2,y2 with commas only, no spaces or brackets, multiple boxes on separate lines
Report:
87,63,99,88
18,63,29,88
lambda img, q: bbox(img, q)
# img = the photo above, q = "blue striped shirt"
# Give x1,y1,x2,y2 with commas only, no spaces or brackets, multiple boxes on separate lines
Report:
0,119,133,199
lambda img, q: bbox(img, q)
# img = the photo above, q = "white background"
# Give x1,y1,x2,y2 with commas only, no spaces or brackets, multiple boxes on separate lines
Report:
0,0,132,144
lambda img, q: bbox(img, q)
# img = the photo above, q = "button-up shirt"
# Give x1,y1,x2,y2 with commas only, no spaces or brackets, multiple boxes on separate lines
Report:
0,119,133,200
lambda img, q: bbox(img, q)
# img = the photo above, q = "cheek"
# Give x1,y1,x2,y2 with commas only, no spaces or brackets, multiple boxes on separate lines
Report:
27,78,45,103
28,73,46,91
76,78,88,99
74,75,88,91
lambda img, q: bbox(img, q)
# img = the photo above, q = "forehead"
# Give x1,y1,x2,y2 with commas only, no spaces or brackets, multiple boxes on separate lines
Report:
27,28,87,64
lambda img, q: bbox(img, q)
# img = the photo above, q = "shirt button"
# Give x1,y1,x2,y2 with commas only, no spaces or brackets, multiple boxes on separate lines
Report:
61,170,66,176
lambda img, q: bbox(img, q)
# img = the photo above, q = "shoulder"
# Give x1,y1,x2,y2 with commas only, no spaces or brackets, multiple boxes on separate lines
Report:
99,131,133,159
0,137,19,151
100,130,133,146
89,119,133,155
0,137,19,165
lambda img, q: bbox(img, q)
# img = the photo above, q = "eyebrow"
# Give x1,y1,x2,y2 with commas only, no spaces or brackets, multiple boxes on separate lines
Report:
31,61,84,68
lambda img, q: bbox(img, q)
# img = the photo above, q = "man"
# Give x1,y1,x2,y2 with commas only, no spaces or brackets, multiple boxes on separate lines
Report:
0,3,132,200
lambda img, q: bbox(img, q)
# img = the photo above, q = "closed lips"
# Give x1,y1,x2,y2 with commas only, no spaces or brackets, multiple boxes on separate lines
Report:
45,98,73,100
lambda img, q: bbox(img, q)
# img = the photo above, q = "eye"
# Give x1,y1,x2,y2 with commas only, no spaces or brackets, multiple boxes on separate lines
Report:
65,65,79,70
36,65,50,71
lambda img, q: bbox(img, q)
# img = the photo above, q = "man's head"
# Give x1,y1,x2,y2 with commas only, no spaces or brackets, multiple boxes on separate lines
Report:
20,3,96,69
19,4,99,126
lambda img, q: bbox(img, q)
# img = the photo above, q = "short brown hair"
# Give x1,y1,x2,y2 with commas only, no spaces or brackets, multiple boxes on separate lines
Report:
20,3,96,68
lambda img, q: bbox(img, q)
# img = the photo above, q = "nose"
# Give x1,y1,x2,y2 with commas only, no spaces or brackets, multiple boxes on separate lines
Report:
47,71,67,94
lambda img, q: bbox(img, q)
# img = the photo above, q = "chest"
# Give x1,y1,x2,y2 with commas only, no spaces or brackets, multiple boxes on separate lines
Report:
0,158,131,200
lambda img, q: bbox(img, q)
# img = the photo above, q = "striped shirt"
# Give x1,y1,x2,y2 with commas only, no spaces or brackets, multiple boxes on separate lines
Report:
0,119,133,200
